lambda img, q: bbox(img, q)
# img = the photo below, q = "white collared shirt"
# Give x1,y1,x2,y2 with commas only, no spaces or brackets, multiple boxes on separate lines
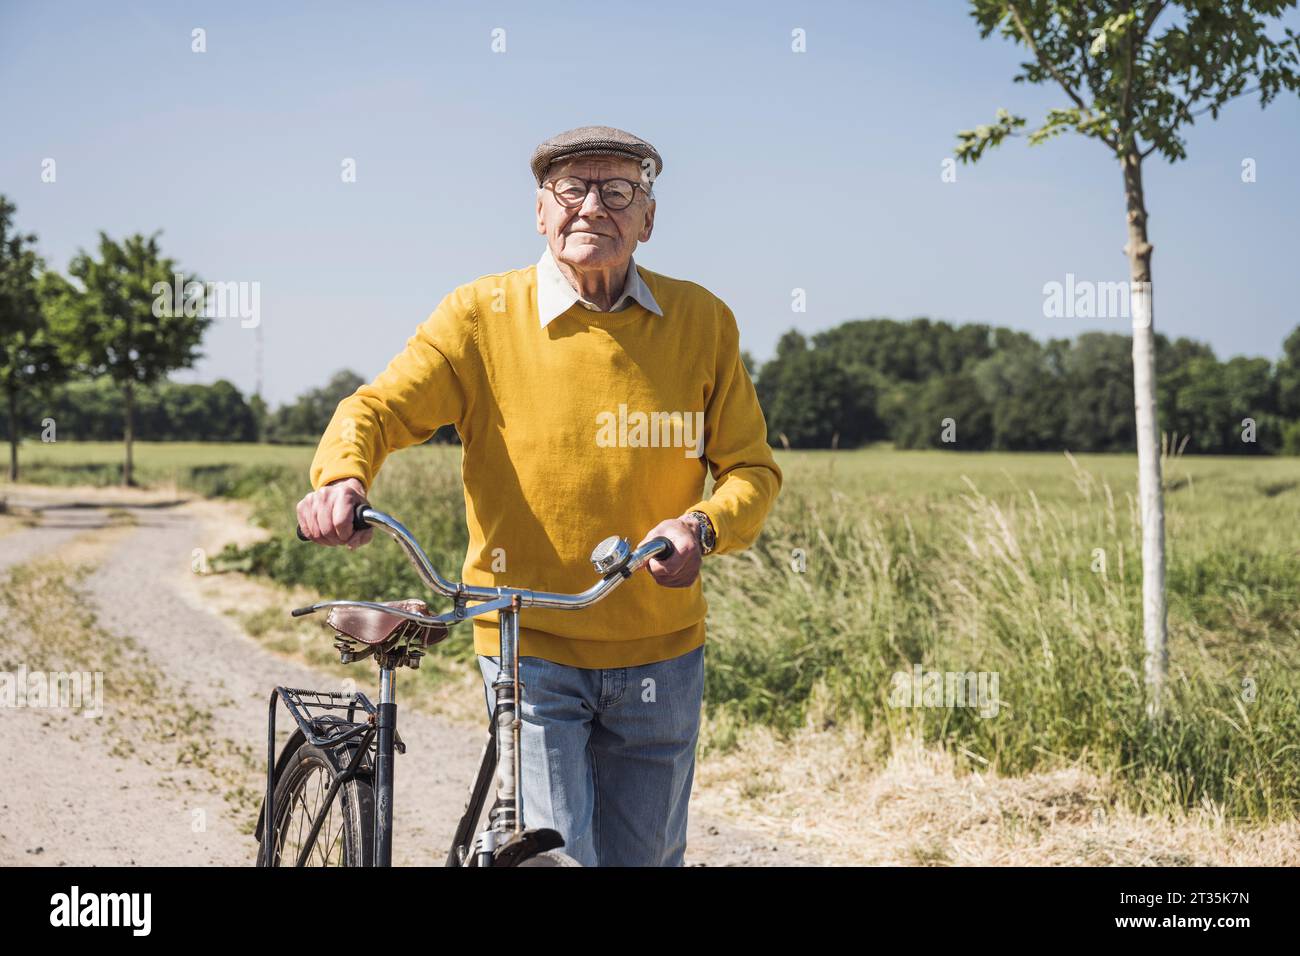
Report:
535,244,663,329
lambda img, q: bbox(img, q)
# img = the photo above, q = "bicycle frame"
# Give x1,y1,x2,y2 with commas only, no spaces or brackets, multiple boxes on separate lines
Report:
259,506,672,867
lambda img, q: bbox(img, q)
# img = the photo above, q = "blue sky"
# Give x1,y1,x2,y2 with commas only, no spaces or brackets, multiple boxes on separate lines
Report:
3,0,1298,406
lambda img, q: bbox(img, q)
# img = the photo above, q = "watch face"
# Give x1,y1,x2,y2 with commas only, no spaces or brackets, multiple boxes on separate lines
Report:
689,512,714,553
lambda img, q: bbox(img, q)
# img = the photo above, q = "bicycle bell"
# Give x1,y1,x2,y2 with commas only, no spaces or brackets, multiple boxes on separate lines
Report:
590,535,631,575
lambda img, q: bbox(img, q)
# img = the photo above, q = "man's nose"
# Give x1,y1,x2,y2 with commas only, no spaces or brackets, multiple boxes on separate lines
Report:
577,184,608,217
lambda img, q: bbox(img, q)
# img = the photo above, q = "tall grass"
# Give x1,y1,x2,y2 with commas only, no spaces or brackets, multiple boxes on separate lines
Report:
703,452,1300,820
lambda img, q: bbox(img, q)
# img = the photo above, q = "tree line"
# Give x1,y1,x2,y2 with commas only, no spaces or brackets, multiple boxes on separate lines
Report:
1,368,463,447
14,318,1299,458
753,320,1300,455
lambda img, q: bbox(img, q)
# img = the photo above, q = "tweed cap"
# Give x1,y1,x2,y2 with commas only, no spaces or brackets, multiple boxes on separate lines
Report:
530,125,663,187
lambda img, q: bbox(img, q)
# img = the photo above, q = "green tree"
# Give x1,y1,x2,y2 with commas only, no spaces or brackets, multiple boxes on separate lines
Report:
19,376,257,443
248,392,269,443
755,331,879,449
812,317,997,383
55,233,210,484
957,0,1300,716
267,370,367,443
1276,325,1300,421
0,197,69,481
970,334,1064,449
1161,353,1277,453
1059,332,1135,451
891,372,995,450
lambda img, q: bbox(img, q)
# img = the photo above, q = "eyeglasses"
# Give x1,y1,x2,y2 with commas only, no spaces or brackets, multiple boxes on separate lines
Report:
543,176,649,211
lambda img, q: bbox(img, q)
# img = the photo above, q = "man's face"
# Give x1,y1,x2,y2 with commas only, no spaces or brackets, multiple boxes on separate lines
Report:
536,156,655,271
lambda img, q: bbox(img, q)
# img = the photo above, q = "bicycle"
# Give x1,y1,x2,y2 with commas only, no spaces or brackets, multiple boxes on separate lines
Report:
253,502,675,867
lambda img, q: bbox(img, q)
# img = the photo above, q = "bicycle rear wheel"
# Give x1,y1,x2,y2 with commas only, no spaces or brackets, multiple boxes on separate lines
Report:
263,743,374,867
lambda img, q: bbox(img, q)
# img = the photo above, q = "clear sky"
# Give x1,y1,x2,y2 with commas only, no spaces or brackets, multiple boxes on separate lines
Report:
3,0,1298,407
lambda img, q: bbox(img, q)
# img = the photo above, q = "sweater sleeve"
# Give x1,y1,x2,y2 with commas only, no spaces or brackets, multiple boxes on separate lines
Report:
683,300,783,555
309,285,475,492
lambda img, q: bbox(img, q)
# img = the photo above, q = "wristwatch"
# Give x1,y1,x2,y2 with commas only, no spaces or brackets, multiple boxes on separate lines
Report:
684,510,717,556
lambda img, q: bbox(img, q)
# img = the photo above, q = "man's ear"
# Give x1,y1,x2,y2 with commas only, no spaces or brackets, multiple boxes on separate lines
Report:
638,199,655,243
536,190,547,235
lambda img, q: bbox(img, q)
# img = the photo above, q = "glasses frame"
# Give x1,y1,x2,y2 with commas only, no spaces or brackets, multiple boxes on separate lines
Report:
543,175,650,211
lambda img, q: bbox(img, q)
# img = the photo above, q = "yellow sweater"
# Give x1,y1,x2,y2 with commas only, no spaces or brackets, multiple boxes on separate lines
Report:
309,262,782,667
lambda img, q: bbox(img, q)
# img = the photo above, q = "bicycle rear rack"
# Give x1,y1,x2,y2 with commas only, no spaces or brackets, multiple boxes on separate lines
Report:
256,685,407,865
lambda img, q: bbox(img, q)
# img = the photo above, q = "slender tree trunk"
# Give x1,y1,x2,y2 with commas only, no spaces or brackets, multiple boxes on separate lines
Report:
7,387,17,483
123,378,135,487
1122,149,1168,719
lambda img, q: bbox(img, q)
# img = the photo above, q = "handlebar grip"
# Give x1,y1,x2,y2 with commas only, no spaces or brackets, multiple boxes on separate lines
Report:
651,536,675,560
352,502,371,530
296,502,371,542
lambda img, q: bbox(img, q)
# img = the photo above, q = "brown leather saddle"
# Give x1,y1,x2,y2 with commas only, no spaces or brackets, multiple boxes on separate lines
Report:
325,599,450,648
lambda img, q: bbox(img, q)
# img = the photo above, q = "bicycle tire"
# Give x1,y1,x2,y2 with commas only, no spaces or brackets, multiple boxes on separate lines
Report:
515,849,583,867
262,743,374,867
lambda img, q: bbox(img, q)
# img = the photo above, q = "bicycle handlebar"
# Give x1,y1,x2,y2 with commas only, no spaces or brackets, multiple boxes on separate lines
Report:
291,503,677,624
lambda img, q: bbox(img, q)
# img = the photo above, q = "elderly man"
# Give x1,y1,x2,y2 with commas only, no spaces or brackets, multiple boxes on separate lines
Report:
298,125,782,866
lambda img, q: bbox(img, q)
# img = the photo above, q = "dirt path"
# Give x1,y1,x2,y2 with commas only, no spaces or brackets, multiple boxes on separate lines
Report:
0,486,821,866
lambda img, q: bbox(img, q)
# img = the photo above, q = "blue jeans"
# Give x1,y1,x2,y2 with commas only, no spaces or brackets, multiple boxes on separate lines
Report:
476,644,705,867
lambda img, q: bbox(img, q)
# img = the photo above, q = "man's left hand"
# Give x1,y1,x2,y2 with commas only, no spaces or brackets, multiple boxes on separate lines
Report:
636,517,702,588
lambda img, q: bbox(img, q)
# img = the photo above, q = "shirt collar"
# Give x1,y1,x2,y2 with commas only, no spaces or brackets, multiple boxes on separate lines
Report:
535,244,663,329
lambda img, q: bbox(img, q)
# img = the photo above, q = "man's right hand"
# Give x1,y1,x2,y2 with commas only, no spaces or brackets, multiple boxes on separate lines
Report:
296,477,373,549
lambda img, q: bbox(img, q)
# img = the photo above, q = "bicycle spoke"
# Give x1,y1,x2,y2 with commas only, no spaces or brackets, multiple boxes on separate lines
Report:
321,807,344,866
275,763,350,867
312,771,333,865
281,781,312,865
307,767,331,866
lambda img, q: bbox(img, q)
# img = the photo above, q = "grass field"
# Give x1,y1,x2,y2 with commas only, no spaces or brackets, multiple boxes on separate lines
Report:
6,439,1298,823
7,440,313,496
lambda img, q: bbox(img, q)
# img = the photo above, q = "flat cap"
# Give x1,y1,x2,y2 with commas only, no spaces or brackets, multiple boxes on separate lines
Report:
530,125,663,187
